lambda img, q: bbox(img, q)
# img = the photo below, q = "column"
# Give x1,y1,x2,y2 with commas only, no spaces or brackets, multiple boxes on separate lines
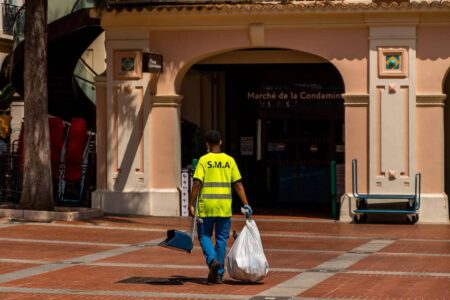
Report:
148,95,183,216
416,94,449,223
94,74,106,190
369,26,417,194
340,94,369,222
92,34,157,215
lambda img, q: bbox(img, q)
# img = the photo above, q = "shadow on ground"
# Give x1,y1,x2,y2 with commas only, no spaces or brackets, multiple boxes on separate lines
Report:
117,276,264,286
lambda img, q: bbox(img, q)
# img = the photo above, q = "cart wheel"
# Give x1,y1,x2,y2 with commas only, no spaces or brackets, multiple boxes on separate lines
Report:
353,214,367,224
356,199,367,210
406,199,415,211
406,214,419,224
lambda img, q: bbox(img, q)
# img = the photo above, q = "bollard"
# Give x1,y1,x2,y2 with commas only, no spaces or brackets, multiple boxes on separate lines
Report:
330,160,337,220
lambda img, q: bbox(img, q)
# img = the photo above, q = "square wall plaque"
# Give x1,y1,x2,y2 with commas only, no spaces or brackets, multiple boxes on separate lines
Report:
378,47,408,78
114,50,142,80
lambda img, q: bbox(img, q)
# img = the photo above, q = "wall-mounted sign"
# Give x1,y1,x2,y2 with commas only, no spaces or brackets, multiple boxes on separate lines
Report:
336,144,345,153
246,91,342,101
240,137,254,156
143,53,163,73
267,142,285,152
245,87,343,109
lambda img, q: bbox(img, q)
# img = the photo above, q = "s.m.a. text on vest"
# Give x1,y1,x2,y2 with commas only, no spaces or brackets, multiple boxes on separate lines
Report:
207,161,230,168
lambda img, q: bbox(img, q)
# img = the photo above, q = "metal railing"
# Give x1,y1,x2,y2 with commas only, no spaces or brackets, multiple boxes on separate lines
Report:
73,57,98,104
2,3,21,36
13,0,97,49
0,141,22,203
12,0,101,103
71,0,96,13
12,4,24,49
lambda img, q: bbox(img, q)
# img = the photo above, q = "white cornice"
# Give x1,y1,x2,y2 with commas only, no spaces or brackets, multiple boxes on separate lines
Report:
342,93,370,106
102,3,450,29
151,95,183,107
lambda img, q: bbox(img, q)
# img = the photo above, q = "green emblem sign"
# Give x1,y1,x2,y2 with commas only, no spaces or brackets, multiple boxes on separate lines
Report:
121,57,135,72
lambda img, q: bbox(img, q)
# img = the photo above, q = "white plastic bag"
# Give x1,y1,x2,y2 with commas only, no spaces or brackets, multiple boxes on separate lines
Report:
226,219,269,282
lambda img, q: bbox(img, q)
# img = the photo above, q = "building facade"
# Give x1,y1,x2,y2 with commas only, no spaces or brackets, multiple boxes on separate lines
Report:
92,0,450,223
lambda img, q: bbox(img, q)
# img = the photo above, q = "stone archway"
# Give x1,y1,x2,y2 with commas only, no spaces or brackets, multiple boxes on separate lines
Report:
95,10,372,218
176,48,347,217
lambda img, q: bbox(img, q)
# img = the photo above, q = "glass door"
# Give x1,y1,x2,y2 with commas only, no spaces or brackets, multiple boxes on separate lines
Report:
264,117,331,204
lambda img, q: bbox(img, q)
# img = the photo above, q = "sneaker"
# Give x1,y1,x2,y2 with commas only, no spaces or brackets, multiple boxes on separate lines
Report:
207,259,221,283
214,274,223,284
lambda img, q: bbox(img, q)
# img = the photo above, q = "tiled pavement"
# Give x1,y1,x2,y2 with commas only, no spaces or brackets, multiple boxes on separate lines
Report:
0,214,448,299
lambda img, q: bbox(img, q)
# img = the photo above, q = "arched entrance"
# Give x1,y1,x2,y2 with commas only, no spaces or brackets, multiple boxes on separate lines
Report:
180,49,345,218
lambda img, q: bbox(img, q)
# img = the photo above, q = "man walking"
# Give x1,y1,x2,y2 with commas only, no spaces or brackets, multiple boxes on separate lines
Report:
189,129,252,284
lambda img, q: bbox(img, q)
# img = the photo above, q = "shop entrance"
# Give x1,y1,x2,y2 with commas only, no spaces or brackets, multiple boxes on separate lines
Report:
227,63,344,216
181,55,344,217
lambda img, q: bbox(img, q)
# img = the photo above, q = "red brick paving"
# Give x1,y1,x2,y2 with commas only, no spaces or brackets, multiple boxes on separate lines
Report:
0,262,37,275
264,250,338,269
348,254,450,273
98,244,339,270
98,246,206,266
57,215,450,241
0,214,449,299
0,294,234,300
380,240,450,254
55,215,193,231
0,225,165,244
245,221,450,240
299,273,450,299
260,236,367,252
0,240,113,262
1,265,296,296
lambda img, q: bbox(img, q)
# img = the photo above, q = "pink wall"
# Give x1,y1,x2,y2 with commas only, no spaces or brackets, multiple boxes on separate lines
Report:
265,28,368,94
417,27,450,94
149,26,370,193
417,106,444,192
149,106,180,188
149,27,368,96
345,105,368,193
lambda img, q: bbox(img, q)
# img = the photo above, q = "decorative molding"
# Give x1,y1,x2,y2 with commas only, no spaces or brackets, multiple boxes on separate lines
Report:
378,47,408,78
151,95,183,107
368,25,417,39
249,23,265,46
113,50,142,80
342,93,369,106
103,3,450,30
416,94,446,106
106,2,450,15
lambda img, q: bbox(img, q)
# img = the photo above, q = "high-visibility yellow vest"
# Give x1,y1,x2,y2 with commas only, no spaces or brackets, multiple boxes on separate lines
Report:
193,152,242,217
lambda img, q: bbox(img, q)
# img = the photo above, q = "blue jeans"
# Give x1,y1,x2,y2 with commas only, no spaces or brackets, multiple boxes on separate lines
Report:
197,217,231,276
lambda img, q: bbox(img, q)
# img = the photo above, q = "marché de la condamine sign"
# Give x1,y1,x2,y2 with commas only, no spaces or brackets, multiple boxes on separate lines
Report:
246,90,342,101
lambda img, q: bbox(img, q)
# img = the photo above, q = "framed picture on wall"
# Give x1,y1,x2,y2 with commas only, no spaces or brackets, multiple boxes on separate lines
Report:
114,50,142,80
378,47,408,78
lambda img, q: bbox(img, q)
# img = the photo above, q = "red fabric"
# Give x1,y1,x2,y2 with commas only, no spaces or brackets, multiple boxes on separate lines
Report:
48,117,65,181
17,118,67,179
65,118,87,181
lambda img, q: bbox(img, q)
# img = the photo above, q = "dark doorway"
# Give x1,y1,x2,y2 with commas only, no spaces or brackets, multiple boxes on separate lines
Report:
224,63,345,217
183,62,345,218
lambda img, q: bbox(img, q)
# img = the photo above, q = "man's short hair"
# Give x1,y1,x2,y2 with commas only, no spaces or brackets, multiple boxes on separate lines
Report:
205,130,221,145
